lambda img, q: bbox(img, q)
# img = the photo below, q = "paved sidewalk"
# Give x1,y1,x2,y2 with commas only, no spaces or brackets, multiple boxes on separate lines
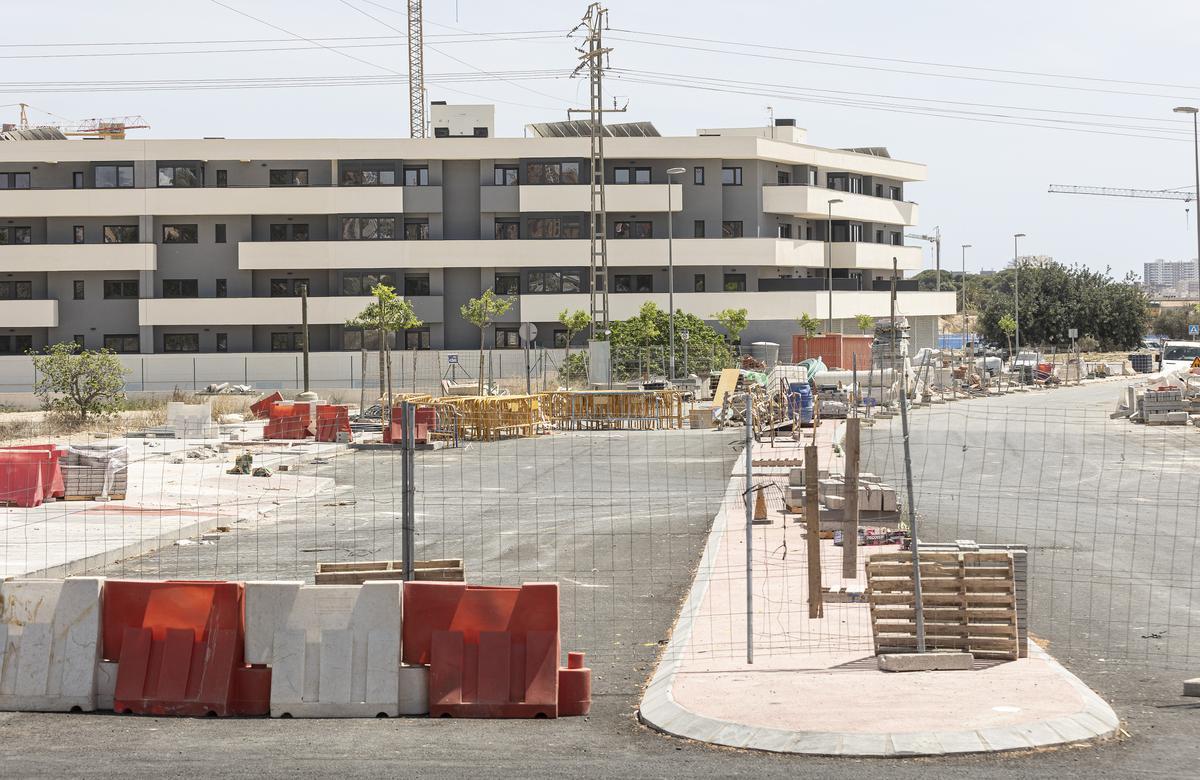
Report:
639,418,1120,756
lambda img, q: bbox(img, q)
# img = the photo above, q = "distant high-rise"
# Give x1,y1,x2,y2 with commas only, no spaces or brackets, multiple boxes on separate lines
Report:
1144,258,1199,296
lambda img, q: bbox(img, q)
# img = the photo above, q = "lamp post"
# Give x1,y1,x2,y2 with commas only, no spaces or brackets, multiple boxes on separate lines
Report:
681,327,690,378
1174,106,1200,299
961,244,972,363
1013,233,1026,359
666,167,686,380
826,198,843,333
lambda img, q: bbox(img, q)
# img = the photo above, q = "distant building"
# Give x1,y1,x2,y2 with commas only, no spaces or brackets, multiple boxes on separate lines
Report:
1144,258,1199,297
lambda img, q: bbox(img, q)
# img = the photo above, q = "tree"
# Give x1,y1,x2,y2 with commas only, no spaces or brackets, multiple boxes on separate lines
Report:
854,313,875,333
461,288,513,393
998,314,1017,356
712,308,749,345
346,284,422,414
31,342,127,422
608,302,732,379
557,309,591,389
795,313,822,359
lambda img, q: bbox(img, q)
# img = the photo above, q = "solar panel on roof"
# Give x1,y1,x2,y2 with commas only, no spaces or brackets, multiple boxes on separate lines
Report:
528,120,660,138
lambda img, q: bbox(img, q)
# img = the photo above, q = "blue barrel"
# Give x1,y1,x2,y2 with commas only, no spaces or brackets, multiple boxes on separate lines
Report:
789,382,814,424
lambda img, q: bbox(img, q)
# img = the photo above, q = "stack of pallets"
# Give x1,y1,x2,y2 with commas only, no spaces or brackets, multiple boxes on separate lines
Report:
313,558,465,584
542,389,684,431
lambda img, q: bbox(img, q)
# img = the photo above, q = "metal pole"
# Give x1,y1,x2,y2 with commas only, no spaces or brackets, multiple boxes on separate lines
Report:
962,244,971,373
743,393,754,665
667,174,676,381
300,283,310,393
826,202,834,333
524,338,532,395
893,258,925,652
1193,112,1200,298
1013,234,1023,359
401,401,416,581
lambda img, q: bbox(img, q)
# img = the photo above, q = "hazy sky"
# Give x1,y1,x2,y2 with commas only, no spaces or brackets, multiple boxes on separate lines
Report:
4,0,1200,278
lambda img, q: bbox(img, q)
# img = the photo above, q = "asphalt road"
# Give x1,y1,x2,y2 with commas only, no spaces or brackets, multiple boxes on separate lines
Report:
2,384,1198,777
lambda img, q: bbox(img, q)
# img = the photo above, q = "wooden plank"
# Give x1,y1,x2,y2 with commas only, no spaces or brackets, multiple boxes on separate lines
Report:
805,445,823,619
711,368,741,411
841,417,860,580
316,559,462,573
313,567,464,585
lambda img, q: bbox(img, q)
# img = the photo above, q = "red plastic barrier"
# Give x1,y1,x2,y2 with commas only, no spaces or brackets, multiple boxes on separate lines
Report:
382,405,436,444
0,445,64,499
314,404,351,442
102,580,270,717
250,391,283,419
0,450,52,507
558,651,591,717
404,582,560,718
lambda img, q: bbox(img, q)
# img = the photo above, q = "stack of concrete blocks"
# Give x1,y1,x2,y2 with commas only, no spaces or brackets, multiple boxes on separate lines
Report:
61,444,128,499
820,473,898,513
1142,388,1188,425
785,466,805,512
0,578,103,712
243,581,427,717
166,401,219,439
921,541,1029,658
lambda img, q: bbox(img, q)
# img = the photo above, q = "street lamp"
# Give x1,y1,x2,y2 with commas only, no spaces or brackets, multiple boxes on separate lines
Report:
961,244,972,362
680,326,691,378
1174,106,1200,300
666,167,686,380
1013,233,1026,358
826,198,843,333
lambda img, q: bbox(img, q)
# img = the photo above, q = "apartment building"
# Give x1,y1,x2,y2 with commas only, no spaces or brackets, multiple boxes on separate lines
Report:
0,104,955,358
1144,258,1199,297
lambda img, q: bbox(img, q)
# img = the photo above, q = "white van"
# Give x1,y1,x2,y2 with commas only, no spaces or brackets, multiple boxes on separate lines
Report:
1159,340,1200,373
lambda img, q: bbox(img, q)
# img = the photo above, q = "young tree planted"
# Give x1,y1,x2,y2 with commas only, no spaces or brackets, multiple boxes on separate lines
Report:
557,309,591,389
461,288,514,394
796,313,822,359
998,313,1017,357
712,307,749,345
31,342,127,422
346,283,422,416
854,313,875,333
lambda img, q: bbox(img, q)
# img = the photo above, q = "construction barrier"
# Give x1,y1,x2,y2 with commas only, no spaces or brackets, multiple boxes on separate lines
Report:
541,389,685,430
0,578,103,712
0,449,56,507
438,395,541,441
557,651,592,717
264,401,313,440
103,580,270,717
314,404,352,442
382,405,437,445
250,391,284,419
1,445,65,499
243,581,415,717
404,582,560,718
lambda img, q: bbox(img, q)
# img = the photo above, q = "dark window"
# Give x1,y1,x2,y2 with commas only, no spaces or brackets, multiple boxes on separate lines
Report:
73,172,84,189
527,271,581,294
831,223,848,242
163,333,199,353
403,166,429,186
875,229,884,244
216,169,228,187
694,274,706,292
340,217,395,240
162,279,198,298
341,272,394,296
269,169,309,187
95,164,134,189
875,183,884,197
269,223,309,241
403,220,429,240
613,221,652,239
614,274,653,293
849,224,863,242
693,220,705,238
778,224,792,239
527,218,561,239
216,333,228,352
693,166,705,185
156,165,200,188
214,223,227,243
103,280,138,299
828,173,863,193
778,171,792,185
891,231,903,246
433,127,450,138
526,162,580,185
890,185,902,200
341,168,396,186
0,335,33,355
0,172,32,189
73,335,85,348
162,224,198,244
73,225,85,244
722,221,744,238
494,165,519,186
494,273,520,295
494,220,520,240
73,280,85,300
270,332,304,352
613,167,651,184
270,278,309,297
553,329,568,348
494,327,520,349
405,328,430,350
216,278,227,298
561,217,583,239
103,334,139,353
721,166,742,186
723,273,747,292
404,274,430,296
0,281,33,300
473,127,488,137
103,225,138,244
0,227,32,245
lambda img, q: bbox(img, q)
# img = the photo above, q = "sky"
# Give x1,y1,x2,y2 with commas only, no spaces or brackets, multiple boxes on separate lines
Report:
4,0,1200,279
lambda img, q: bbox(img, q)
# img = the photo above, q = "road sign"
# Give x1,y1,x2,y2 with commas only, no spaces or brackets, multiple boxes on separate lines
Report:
518,322,538,342
447,354,459,364
1190,324,1199,336
1067,328,1078,339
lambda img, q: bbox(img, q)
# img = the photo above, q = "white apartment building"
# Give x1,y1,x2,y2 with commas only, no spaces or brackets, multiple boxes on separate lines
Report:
0,104,955,358
1144,258,1199,297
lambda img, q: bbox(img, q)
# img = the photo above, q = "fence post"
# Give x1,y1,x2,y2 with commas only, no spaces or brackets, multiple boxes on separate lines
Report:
401,401,416,581
842,417,860,580
805,444,823,619
192,358,197,392
743,394,754,665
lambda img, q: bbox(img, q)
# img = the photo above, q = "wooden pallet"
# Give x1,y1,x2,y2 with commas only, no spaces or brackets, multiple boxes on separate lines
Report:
63,493,127,501
866,550,1019,660
314,558,464,585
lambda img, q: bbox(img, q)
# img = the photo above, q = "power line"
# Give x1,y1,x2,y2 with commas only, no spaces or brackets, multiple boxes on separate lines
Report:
0,31,561,49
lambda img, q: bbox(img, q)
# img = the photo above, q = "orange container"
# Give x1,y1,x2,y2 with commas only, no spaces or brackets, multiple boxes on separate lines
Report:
791,333,873,370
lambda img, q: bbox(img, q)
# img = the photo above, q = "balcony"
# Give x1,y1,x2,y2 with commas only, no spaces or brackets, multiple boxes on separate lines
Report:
0,243,156,273
762,185,918,226
138,296,376,327
0,299,58,328
518,183,682,213
0,186,412,218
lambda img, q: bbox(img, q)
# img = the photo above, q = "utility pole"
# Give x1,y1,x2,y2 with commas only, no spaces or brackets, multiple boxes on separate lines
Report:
1013,233,1026,359
1173,107,1200,299
407,0,425,138
300,283,310,394
905,227,941,347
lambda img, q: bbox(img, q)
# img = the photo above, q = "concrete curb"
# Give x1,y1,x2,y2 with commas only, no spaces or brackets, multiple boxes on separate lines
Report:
637,447,1120,757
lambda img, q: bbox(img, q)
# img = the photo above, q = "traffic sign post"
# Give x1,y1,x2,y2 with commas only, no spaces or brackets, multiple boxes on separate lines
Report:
1189,324,1199,337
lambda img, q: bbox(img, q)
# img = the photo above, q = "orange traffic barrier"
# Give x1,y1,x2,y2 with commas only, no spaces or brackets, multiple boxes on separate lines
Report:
250,391,283,419
314,404,352,442
0,449,55,507
264,402,313,440
382,405,436,445
103,580,270,717
0,445,64,500
558,652,591,716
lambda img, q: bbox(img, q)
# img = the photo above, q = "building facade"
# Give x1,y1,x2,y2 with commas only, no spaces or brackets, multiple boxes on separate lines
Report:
1144,258,1199,297
0,105,955,358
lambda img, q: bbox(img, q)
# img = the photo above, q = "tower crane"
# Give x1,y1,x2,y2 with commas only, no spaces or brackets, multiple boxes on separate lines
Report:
5,103,149,140
1047,184,1195,202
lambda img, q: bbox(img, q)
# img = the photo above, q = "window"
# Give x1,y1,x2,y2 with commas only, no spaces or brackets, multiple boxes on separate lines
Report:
269,223,309,241
95,164,134,189
215,223,227,243
494,219,520,240
828,173,863,194
693,220,705,238
163,333,199,353
405,328,430,350
495,327,520,349
269,169,308,187
162,279,198,298
889,185,902,200
614,274,653,293
693,166,705,185
494,273,520,296
102,334,139,353
778,171,792,185
0,172,31,189
216,333,228,353
404,274,430,296
527,218,561,239
341,168,396,186
0,226,31,245
494,165,519,186
270,278,309,297
341,272,394,296
73,225,85,244
73,335,85,348
270,332,304,352
103,225,138,244
73,280,85,300
875,183,884,197
403,220,429,240
340,217,395,240
526,161,580,184
693,274,706,292
778,224,793,239
162,224,198,244
890,231,903,246
848,224,863,242
723,273,747,292
527,271,582,294
613,167,651,184
473,127,489,137
403,166,429,186
721,221,744,238
561,217,583,239
613,221,652,239
156,164,200,188
216,169,228,188
216,278,227,298
0,281,33,300
433,127,450,138
807,168,818,186
0,335,33,355
721,166,742,185
73,172,84,189
103,280,138,299
553,329,568,348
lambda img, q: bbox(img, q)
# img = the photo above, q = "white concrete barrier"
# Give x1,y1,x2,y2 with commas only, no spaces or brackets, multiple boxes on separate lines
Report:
0,577,102,712
244,581,403,717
